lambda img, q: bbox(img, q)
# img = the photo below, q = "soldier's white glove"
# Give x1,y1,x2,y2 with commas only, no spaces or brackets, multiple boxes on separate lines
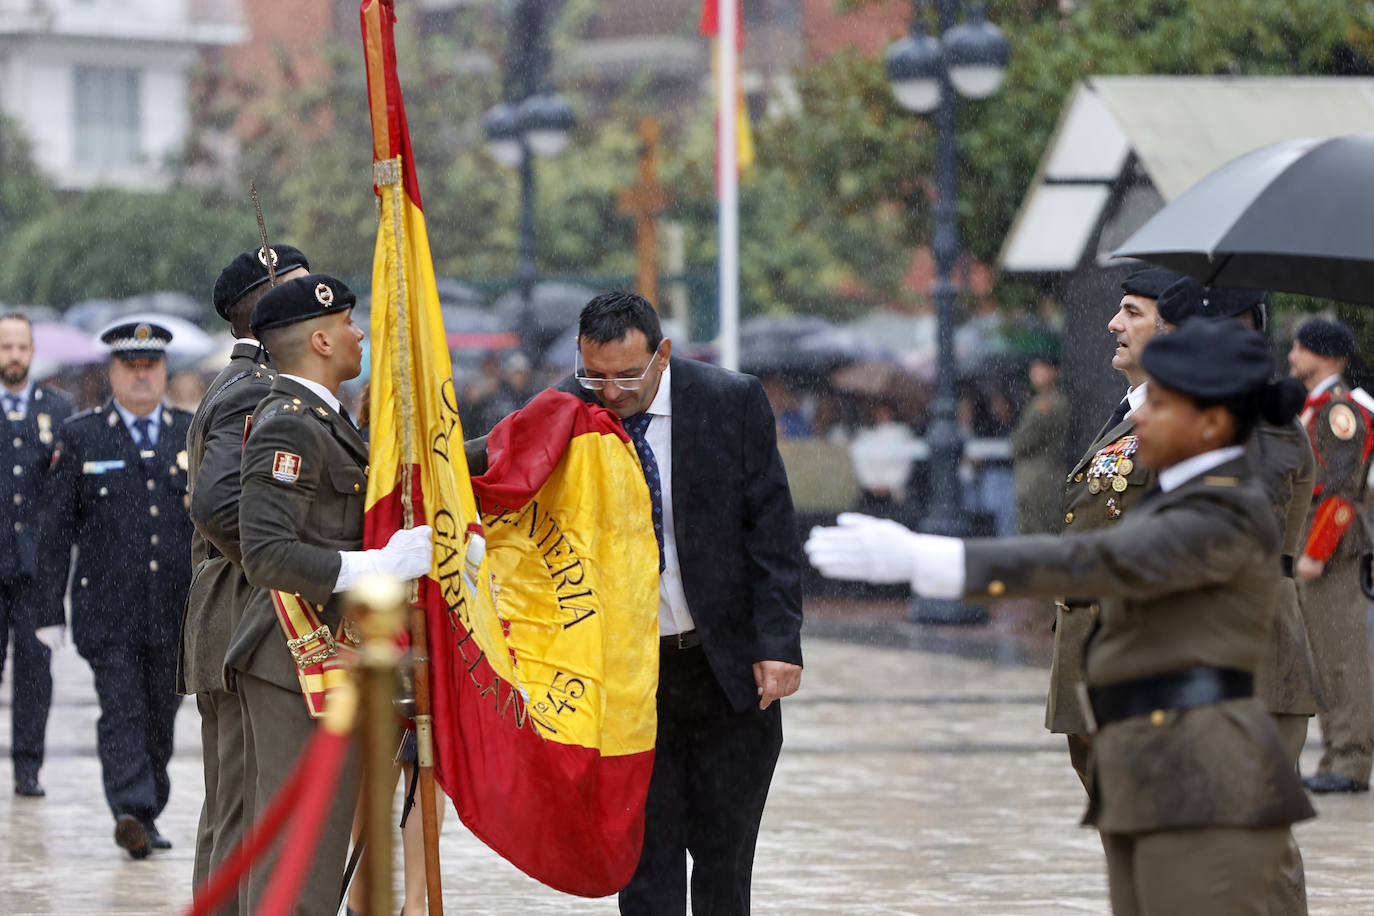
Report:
34,625,66,652
804,513,965,597
335,525,435,593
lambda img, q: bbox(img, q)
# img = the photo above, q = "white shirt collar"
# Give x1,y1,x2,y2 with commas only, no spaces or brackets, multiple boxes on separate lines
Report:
235,337,260,348
1124,381,1148,418
1311,373,1341,397
111,397,163,433
2,379,33,408
645,363,672,417
280,373,341,413
1158,445,1246,493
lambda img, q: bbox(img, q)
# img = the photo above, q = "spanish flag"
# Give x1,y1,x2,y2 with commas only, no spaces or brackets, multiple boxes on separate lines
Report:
360,0,659,897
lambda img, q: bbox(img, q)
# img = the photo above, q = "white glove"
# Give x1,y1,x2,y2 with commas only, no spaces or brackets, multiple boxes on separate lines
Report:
34,625,66,652
335,525,435,593
805,513,966,597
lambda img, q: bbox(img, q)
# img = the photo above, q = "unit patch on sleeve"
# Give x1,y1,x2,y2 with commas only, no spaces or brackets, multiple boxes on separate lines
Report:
272,451,303,483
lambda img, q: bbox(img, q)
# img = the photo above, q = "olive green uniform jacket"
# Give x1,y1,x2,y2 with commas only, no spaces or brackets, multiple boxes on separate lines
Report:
1011,391,1071,535
965,458,1315,834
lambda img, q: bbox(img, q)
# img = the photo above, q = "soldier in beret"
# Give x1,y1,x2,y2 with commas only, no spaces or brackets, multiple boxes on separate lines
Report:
808,318,1316,916
229,274,432,916
41,320,193,858
1048,267,1181,788
0,311,73,799
1288,317,1374,794
181,244,309,906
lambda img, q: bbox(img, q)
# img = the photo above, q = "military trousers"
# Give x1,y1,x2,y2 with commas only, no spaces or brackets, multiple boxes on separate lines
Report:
193,686,245,916
239,672,359,916
1102,825,1288,916
1298,554,1374,783
1271,713,1310,916
0,574,53,781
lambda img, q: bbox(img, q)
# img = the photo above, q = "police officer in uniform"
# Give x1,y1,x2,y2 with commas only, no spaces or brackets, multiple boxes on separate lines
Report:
181,243,309,903
0,312,73,798
42,320,193,858
1288,318,1374,793
230,274,431,916
1049,268,1179,787
809,318,1316,916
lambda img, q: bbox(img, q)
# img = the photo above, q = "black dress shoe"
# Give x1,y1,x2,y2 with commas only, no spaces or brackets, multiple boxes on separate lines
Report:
13,774,44,797
1303,772,1370,794
114,814,151,859
143,821,172,850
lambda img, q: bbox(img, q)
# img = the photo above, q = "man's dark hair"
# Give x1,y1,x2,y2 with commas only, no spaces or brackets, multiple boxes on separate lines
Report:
0,311,32,329
578,291,663,353
227,283,273,340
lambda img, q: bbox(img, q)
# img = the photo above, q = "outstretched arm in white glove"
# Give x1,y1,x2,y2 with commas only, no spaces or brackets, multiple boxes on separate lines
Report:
804,512,965,598
334,524,435,593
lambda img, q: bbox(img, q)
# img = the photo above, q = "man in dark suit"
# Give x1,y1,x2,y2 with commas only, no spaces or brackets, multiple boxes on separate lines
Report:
561,291,804,916
181,243,309,904
0,312,74,798
43,320,193,858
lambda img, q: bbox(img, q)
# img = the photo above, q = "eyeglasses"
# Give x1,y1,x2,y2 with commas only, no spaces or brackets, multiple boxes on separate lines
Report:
575,342,662,392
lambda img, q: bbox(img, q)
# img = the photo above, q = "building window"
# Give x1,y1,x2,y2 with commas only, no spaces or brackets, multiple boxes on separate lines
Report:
74,66,141,168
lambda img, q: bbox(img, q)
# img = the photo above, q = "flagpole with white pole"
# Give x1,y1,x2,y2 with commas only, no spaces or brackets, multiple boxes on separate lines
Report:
717,0,740,371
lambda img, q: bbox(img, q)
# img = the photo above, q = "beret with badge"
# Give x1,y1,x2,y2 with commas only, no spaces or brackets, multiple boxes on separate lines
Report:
100,320,173,361
212,244,310,321
1295,318,1356,360
250,273,356,337
1140,317,1276,401
1156,276,1266,326
1121,267,1187,301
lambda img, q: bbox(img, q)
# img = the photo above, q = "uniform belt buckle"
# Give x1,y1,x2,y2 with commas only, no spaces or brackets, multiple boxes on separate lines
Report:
288,624,337,669
663,630,700,650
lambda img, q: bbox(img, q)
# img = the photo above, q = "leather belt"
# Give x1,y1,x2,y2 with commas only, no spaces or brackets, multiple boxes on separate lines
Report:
1281,554,1294,578
1088,666,1252,730
661,630,701,650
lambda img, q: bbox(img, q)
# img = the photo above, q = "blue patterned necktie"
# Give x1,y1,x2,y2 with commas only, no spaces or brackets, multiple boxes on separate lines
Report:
2,395,19,424
132,417,154,465
623,412,665,572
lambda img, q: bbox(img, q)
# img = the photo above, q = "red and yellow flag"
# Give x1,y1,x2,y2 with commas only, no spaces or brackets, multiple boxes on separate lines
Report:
360,0,658,896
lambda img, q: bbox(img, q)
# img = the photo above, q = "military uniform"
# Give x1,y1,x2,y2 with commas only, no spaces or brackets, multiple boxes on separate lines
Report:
181,342,276,898
1010,390,1070,534
42,399,193,828
1296,376,1374,784
231,374,366,916
0,383,72,790
1047,406,1156,784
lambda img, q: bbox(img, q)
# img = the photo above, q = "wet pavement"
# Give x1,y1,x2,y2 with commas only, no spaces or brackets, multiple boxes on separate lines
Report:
4,610,1374,915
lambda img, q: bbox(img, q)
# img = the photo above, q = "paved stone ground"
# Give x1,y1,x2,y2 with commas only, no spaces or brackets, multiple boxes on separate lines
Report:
2,615,1373,915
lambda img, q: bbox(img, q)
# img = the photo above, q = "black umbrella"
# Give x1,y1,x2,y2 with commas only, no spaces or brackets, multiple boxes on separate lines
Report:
738,314,837,375
1115,133,1374,305
492,282,597,351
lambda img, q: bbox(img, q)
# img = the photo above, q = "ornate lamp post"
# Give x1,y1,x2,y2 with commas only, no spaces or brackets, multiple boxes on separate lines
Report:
886,1,1009,624
482,0,575,355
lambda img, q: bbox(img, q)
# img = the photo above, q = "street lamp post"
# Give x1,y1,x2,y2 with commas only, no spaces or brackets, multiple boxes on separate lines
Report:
886,0,1009,625
482,0,575,356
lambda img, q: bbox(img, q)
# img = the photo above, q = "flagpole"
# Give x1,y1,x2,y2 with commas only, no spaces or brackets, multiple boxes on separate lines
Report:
717,4,740,372
410,605,445,916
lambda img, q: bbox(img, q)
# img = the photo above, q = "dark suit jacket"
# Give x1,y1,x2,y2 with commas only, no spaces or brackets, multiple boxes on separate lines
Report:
229,376,368,693
560,356,804,712
0,384,73,592
42,399,193,648
179,343,277,695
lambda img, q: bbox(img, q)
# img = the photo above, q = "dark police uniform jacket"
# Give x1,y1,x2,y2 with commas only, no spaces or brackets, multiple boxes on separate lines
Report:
1045,410,1155,734
179,343,276,696
42,400,193,648
228,376,367,694
964,457,1315,834
0,385,73,605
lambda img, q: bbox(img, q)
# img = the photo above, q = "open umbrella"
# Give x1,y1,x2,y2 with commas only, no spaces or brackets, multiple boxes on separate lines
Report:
32,321,104,365
1114,133,1374,304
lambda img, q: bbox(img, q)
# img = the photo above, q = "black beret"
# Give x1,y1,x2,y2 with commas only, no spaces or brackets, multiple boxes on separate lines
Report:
1157,277,1266,325
212,244,310,321
1295,318,1355,360
1121,267,1187,301
250,273,356,336
1140,318,1275,400
100,320,173,361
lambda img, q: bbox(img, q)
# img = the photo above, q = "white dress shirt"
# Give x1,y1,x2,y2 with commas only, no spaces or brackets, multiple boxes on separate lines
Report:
640,364,695,636
2,380,34,420
1157,445,1246,493
1123,381,1148,420
280,373,342,414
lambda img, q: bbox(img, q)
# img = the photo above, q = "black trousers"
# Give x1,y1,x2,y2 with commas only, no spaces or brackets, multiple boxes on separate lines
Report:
0,574,52,780
619,645,783,916
80,641,182,821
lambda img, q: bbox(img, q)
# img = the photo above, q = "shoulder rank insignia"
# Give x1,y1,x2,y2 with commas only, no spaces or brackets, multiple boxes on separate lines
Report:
1330,402,1358,441
272,451,302,483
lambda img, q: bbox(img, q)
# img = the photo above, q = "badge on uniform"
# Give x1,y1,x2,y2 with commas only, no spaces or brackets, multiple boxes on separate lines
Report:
176,450,189,472
272,451,302,483
37,413,51,445
1330,403,1358,441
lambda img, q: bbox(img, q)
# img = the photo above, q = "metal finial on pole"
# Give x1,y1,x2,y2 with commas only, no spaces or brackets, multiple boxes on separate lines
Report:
251,179,279,287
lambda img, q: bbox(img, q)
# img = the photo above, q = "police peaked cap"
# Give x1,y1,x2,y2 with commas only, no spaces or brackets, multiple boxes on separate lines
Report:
1295,318,1356,360
1140,318,1275,400
1156,276,1266,325
101,320,173,361
1121,267,1187,301
212,244,311,321
250,273,356,336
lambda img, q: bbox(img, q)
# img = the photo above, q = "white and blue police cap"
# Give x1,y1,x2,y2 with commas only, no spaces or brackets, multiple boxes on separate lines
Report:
100,320,173,361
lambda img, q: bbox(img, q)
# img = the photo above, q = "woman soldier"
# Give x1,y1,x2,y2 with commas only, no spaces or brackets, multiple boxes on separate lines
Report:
806,317,1315,916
